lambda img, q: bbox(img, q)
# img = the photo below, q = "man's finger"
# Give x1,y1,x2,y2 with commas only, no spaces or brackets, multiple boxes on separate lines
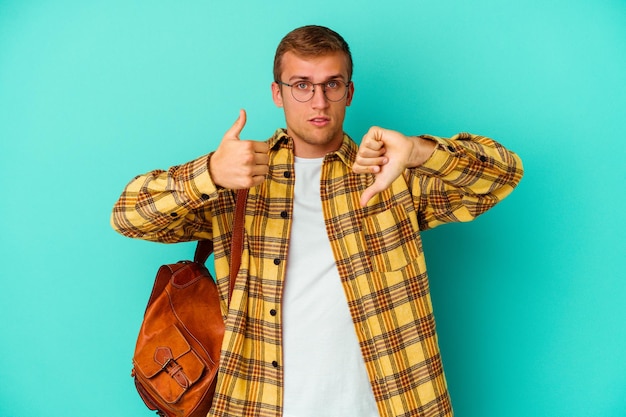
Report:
358,145,386,159
252,141,270,154
254,152,270,166
224,109,247,140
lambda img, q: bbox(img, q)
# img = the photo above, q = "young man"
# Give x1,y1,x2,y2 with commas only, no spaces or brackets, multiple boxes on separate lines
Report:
112,25,523,417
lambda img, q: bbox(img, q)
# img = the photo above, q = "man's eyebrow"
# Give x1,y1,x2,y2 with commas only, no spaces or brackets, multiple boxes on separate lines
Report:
287,75,311,82
287,74,347,82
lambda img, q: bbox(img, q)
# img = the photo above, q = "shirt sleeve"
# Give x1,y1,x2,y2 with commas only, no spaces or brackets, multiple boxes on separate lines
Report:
110,153,221,242
409,132,524,231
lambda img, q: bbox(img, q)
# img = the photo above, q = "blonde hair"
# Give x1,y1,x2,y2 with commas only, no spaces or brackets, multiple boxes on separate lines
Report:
273,25,353,81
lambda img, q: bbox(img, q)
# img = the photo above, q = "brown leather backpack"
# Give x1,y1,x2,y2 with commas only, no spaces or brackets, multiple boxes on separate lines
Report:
131,189,247,417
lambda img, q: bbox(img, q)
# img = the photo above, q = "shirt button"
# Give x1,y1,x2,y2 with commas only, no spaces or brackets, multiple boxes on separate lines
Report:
479,155,487,162
270,309,277,316
280,211,288,218
283,171,291,178
272,361,279,368
170,212,178,218
273,258,281,265
200,193,210,200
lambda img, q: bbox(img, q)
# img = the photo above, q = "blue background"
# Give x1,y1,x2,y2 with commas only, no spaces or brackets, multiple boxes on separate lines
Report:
1,1,624,416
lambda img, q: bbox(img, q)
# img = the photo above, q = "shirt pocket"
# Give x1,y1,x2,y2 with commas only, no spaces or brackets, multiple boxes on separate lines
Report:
362,204,422,272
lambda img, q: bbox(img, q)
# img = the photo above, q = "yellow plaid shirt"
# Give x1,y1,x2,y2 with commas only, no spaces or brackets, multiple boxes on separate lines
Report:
112,129,523,417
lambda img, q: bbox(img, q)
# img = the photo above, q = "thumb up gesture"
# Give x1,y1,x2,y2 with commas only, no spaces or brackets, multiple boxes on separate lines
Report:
210,109,270,189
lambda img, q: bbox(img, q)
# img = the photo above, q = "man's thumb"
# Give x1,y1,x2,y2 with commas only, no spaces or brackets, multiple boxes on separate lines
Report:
225,109,247,140
359,183,382,207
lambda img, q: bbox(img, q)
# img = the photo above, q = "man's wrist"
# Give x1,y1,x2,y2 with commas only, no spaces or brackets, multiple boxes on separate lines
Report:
408,136,437,168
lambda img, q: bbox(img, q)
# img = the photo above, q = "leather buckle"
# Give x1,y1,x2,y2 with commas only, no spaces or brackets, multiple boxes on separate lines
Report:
154,346,190,389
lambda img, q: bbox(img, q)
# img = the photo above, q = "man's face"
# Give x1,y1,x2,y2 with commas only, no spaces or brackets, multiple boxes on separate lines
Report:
272,51,354,158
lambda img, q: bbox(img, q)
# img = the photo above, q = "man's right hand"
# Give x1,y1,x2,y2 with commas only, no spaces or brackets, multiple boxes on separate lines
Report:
209,109,270,189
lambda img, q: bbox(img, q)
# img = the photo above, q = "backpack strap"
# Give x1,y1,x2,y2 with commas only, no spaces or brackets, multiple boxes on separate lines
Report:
194,188,248,302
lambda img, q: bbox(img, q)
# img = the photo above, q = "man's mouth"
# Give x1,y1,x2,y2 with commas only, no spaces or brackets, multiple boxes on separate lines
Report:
309,116,330,127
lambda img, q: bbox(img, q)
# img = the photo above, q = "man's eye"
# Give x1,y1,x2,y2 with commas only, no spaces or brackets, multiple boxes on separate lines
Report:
326,81,339,89
295,82,310,90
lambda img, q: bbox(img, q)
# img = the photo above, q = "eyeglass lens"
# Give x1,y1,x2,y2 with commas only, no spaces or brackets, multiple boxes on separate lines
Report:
290,81,348,102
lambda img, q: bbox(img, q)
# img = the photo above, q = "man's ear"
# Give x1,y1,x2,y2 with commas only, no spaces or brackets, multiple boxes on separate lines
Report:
271,82,284,107
345,82,355,106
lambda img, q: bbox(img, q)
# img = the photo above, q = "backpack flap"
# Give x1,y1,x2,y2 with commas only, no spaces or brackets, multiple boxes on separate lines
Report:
133,324,205,404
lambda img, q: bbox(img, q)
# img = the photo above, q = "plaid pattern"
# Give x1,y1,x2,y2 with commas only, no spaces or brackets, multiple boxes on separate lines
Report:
112,129,523,417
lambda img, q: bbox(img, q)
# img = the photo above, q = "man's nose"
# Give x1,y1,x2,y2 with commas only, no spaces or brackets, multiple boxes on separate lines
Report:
311,85,330,108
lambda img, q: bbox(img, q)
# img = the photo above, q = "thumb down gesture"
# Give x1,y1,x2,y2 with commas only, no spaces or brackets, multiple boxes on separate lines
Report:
352,126,436,207
210,109,270,189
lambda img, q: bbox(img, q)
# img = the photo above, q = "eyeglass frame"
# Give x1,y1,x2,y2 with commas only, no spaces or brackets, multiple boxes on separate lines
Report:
275,79,352,103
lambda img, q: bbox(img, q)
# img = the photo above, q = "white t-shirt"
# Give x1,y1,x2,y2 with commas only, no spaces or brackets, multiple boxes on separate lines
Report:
282,157,379,417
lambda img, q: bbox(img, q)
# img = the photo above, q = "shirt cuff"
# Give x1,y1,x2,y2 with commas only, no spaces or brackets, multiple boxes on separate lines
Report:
182,153,220,209
412,135,459,177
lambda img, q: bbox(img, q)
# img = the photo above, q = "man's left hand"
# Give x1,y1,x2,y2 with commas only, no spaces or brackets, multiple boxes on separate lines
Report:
352,127,436,207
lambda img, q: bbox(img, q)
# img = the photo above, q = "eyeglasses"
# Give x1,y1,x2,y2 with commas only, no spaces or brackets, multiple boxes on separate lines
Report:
276,80,351,102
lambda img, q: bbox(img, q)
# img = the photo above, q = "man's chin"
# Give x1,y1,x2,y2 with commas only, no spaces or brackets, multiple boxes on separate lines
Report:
289,129,343,157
